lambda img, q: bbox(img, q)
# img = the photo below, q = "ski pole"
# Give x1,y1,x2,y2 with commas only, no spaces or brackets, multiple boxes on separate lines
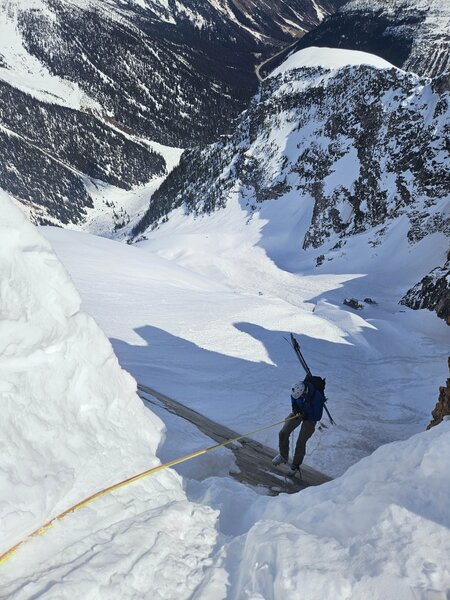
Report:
323,404,335,425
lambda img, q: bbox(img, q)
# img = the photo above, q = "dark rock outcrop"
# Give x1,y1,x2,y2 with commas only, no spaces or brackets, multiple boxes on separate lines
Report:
427,358,450,429
401,252,450,323
343,298,364,310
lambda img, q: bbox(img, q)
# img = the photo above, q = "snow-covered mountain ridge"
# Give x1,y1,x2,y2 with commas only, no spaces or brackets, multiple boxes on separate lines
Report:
0,0,337,228
132,47,450,319
265,0,450,78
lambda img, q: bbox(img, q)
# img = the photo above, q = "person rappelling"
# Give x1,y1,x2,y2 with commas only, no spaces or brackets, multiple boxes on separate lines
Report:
272,334,334,477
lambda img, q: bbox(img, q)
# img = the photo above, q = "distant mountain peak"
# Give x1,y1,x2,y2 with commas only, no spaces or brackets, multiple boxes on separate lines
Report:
268,46,397,78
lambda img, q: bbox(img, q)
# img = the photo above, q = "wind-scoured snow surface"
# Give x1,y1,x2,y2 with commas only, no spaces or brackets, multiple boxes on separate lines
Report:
0,191,219,599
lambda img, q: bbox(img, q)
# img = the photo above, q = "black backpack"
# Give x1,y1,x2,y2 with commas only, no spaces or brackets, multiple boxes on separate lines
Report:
305,374,336,424
305,374,326,395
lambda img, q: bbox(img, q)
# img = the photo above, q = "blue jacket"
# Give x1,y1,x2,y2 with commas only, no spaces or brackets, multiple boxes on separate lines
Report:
291,382,324,421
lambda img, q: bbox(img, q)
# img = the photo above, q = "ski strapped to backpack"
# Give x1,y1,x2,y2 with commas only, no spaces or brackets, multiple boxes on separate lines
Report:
286,333,336,425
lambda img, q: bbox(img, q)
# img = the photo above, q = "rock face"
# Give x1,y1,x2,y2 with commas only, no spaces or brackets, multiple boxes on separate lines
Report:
428,358,450,429
0,0,337,227
263,0,450,78
401,253,450,323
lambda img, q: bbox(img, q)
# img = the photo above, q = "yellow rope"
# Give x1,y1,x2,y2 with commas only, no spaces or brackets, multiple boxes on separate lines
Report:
0,414,296,567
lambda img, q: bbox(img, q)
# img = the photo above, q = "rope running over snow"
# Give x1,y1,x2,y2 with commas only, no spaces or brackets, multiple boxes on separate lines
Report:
0,414,299,567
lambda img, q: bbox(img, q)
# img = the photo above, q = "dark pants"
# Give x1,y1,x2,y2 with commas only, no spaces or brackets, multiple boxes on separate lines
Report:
279,413,316,466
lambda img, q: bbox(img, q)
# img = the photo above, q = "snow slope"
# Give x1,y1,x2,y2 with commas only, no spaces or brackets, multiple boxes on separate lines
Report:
0,0,97,109
269,46,396,77
41,200,449,479
1,189,449,597
0,191,219,598
80,142,184,237
134,46,449,321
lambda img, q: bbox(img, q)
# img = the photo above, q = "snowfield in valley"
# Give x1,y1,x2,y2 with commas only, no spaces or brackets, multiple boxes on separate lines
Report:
42,203,449,480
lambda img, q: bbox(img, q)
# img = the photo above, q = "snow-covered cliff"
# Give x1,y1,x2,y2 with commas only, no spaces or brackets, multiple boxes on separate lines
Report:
201,420,450,598
0,190,218,597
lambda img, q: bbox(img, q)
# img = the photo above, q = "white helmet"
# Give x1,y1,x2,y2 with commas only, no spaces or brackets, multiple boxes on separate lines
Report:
291,381,306,399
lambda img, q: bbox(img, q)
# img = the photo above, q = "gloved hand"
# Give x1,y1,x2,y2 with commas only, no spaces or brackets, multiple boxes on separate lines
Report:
291,406,304,419
291,400,303,416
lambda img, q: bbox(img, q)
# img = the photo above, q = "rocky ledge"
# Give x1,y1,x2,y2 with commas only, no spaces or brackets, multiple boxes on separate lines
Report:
401,252,450,324
428,357,450,429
